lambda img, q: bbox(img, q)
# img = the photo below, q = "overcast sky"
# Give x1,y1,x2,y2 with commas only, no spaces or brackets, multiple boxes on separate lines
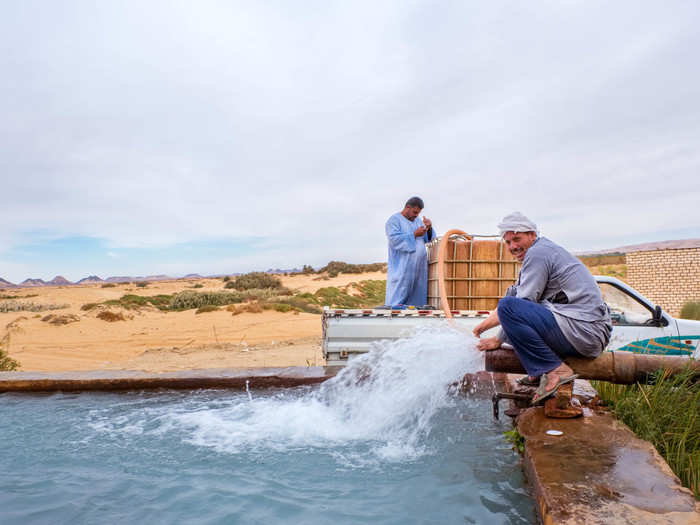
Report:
1,0,699,282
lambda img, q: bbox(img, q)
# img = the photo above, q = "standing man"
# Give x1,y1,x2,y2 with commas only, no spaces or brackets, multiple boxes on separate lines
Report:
472,212,612,403
385,196,436,307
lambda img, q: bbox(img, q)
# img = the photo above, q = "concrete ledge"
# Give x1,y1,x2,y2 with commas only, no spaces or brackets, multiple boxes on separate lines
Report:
0,366,343,392
517,407,700,524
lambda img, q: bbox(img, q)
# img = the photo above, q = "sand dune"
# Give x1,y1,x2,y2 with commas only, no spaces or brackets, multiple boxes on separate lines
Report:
1,272,386,372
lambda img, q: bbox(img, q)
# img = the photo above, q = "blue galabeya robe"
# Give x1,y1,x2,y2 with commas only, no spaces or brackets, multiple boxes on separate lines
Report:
384,212,435,307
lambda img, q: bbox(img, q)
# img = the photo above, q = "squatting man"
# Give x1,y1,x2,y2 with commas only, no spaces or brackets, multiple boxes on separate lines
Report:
472,212,612,403
384,196,436,307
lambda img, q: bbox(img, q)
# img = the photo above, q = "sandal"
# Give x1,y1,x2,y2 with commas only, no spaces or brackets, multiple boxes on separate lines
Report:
531,373,578,405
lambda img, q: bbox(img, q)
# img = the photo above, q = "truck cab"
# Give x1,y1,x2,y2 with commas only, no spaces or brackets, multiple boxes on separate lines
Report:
597,276,699,357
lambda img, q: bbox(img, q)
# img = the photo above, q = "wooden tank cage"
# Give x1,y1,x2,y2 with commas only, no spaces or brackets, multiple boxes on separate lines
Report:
427,233,521,311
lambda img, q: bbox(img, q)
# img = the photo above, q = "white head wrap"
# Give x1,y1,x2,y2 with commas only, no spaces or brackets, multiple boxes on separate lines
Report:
497,212,539,236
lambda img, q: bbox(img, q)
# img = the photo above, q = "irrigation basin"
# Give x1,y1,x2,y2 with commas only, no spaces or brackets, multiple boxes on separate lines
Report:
0,388,533,524
0,328,540,524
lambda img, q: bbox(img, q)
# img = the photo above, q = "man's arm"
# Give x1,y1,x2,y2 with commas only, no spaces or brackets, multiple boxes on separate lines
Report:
472,310,503,351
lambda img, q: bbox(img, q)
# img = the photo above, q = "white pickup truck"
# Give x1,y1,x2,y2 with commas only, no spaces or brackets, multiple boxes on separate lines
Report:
322,276,700,366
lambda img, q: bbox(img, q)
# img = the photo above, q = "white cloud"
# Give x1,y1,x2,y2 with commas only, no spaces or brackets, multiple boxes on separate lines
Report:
1,0,699,280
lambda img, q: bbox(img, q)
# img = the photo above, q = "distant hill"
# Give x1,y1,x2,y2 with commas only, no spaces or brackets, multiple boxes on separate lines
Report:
20,278,47,287
0,277,17,288
47,276,72,286
105,276,133,283
579,238,700,255
76,275,104,284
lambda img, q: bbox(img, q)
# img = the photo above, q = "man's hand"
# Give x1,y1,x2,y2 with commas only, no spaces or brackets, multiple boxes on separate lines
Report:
414,226,427,237
475,336,502,352
472,310,499,337
422,217,432,229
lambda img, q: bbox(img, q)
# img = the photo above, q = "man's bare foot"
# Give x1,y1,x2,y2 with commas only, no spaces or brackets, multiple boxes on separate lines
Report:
532,363,576,403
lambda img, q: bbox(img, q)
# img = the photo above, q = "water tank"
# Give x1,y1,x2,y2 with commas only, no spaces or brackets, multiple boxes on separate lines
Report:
427,234,521,311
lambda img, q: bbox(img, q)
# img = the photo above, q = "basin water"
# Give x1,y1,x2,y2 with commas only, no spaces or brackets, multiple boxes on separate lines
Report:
0,328,534,524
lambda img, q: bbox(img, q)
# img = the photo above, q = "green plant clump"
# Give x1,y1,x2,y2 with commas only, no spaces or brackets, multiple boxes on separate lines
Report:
592,369,700,500
227,272,282,291
504,428,525,454
680,300,700,321
101,283,116,288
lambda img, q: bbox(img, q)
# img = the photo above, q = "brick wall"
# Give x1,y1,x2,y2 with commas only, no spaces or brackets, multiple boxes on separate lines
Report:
626,248,700,317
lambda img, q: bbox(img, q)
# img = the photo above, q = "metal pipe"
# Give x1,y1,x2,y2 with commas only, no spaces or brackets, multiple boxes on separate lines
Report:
484,348,700,384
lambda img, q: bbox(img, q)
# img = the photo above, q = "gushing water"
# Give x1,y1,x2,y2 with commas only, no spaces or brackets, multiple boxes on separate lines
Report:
165,326,482,461
91,325,484,464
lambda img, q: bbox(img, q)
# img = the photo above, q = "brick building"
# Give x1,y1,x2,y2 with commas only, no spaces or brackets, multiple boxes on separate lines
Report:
626,241,700,317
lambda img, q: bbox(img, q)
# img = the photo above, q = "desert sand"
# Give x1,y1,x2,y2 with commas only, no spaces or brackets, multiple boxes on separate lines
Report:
1,271,386,372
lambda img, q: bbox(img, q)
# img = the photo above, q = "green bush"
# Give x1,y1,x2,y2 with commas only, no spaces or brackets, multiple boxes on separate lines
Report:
135,281,149,288
680,300,700,321
191,283,204,289
169,291,243,310
317,261,386,278
101,283,116,288
228,272,282,291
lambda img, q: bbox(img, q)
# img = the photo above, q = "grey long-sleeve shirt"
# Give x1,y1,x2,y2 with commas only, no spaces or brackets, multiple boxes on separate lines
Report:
499,237,612,357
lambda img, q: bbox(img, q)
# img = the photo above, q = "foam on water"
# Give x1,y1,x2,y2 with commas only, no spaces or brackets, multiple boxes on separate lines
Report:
93,325,484,464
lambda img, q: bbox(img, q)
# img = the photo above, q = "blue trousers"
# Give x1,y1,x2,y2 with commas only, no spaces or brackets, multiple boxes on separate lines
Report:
497,296,580,377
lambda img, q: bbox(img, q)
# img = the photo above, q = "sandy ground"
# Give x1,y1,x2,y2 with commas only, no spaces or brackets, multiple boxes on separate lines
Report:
0,272,386,372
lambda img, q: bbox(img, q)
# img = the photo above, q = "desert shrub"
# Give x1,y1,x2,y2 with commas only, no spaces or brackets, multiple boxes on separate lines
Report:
229,302,264,315
135,281,149,288
263,302,294,313
228,272,282,291
274,295,322,314
317,261,387,277
302,265,315,274
191,283,204,289
101,283,116,288
169,291,242,310
195,305,219,314
104,294,173,310
96,311,126,322
41,314,80,325
680,300,700,321
222,276,231,282
0,334,20,371
0,301,69,313
81,303,98,311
